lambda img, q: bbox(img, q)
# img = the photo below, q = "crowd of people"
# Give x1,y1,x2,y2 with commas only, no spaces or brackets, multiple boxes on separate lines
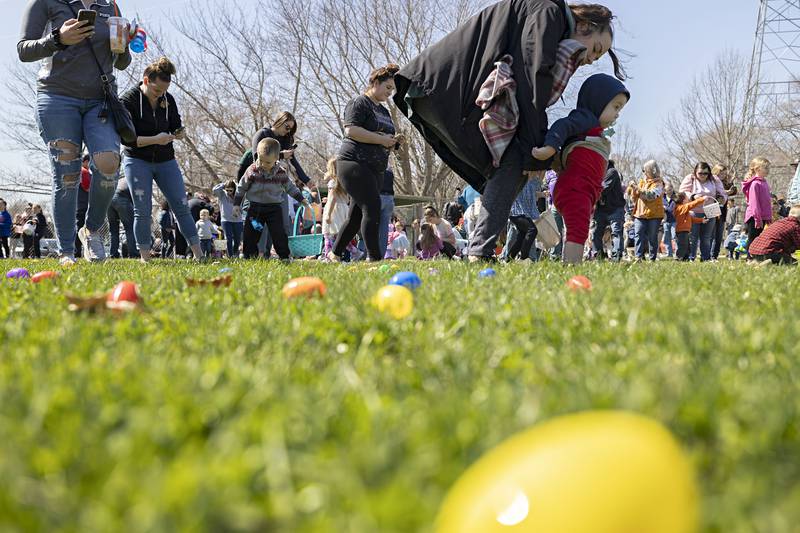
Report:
12,0,800,266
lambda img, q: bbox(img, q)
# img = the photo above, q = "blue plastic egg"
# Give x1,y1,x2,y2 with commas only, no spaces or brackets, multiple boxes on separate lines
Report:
389,271,422,290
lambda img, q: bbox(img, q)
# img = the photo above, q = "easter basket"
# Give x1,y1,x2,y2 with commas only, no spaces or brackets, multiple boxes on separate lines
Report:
289,205,323,258
703,199,722,219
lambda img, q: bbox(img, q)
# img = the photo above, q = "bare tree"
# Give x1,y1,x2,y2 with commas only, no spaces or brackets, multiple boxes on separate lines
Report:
272,0,485,198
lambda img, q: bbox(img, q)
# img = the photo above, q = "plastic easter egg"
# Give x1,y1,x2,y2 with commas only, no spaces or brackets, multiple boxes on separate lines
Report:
567,275,593,292
282,277,327,299
31,271,58,283
478,268,496,278
219,267,233,274
428,268,440,276
6,268,30,280
435,411,698,533
371,285,414,319
106,281,141,311
389,271,422,291
379,264,393,273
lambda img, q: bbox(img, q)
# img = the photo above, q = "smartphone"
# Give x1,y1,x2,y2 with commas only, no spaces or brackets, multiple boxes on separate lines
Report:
77,9,97,27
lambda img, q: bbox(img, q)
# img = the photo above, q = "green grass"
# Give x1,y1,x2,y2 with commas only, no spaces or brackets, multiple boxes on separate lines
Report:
0,258,798,532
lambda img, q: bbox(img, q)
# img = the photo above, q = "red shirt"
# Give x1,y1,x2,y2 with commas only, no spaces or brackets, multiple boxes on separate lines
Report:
80,168,91,192
749,217,800,256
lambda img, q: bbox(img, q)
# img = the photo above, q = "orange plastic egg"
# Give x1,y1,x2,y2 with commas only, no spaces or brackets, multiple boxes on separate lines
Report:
566,275,593,292
106,281,141,311
282,277,327,299
31,270,59,283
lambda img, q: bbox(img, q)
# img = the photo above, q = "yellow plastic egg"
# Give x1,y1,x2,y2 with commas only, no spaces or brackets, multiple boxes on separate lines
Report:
436,411,698,533
371,285,414,319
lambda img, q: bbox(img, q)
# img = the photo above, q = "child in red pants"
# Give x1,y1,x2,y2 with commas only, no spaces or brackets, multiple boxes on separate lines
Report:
533,74,630,263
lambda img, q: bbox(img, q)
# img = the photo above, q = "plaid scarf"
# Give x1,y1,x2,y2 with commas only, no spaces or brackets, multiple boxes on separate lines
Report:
548,39,587,106
476,55,519,168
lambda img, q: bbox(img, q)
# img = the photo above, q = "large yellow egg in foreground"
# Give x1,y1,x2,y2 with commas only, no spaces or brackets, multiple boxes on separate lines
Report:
436,411,698,533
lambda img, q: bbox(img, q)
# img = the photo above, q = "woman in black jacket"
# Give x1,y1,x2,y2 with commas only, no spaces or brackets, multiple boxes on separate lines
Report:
394,1,623,259
120,57,201,261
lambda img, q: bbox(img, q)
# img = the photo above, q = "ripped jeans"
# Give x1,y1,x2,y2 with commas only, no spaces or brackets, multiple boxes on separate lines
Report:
123,157,200,251
36,92,121,256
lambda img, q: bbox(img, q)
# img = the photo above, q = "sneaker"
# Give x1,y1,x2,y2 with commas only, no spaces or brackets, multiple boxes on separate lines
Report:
59,255,77,267
78,227,106,262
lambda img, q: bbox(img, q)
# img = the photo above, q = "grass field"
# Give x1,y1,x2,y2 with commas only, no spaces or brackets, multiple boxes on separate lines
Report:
0,258,798,532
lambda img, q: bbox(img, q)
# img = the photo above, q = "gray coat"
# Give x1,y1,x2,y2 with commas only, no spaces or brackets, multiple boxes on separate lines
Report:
18,0,132,99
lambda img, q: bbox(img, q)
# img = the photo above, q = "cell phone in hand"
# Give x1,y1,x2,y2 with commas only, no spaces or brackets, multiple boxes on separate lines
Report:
77,9,97,26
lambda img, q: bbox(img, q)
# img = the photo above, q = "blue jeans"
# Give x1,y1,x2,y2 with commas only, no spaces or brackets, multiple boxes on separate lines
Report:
107,194,137,258
690,217,717,261
123,157,199,250
200,239,214,257
36,93,121,256
550,207,564,260
222,221,243,258
663,221,676,257
634,218,661,260
379,194,395,258
591,207,625,260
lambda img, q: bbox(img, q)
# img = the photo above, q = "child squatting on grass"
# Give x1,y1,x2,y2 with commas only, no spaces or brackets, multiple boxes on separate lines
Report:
236,138,310,260
748,204,800,265
532,73,630,264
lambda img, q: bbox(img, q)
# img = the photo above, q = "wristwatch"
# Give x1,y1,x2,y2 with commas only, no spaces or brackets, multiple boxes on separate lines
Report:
52,28,68,50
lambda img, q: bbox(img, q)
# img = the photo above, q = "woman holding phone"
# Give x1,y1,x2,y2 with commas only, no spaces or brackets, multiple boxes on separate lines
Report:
252,112,311,184
120,56,202,261
18,0,133,264
328,64,405,262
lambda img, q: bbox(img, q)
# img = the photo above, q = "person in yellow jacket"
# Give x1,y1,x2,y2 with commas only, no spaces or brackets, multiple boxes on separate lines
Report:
627,160,665,261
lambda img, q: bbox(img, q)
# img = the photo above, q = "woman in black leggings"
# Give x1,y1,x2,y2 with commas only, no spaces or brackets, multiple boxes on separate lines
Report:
328,64,404,261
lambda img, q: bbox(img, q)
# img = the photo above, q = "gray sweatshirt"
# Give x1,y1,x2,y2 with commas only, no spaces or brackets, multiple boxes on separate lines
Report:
235,163,305,206
18,0,132,99
212,182,243,223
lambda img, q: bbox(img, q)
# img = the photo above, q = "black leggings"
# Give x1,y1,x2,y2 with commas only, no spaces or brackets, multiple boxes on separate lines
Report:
0,236,9,258
508,215,538,260
745,218,764,257
333,160,383,260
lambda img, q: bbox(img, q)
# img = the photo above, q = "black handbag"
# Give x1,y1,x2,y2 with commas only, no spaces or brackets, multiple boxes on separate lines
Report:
66,3,137,145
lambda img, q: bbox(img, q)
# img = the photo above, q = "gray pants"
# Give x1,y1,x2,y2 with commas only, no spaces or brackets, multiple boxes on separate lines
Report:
467,145,526,258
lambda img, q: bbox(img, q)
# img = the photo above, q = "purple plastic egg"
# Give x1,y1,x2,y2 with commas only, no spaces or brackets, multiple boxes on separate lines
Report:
6,268,31,280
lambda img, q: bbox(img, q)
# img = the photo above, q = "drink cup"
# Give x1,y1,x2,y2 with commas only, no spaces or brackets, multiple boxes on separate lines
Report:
108,17,129,54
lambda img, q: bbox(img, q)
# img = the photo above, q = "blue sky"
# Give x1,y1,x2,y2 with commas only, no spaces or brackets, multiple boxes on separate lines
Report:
0,0,757,183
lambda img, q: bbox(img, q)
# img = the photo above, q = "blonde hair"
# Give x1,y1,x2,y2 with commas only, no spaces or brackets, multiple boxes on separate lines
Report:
199,209,209,217
642,160,661,180
324,158,345,197
257,138,281,165
747,157,771,179
789,205,800,218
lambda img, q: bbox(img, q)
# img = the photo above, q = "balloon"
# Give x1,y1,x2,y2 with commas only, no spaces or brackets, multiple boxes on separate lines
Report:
567,275,593,292
478,268,496,278
436,411,698,533
389,271,422,290
106,281,141,311
6,268,30,280
31,271,58,283
371,285,414,319
282,277,327,299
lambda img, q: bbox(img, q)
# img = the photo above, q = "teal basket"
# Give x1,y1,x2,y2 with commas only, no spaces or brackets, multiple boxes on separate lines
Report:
289,205,323,258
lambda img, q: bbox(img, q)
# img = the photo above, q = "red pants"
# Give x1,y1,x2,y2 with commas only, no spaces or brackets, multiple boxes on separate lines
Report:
553,147,608,245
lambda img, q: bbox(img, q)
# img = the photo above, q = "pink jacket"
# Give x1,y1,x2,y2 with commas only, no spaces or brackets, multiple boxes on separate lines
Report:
742,176,773,228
